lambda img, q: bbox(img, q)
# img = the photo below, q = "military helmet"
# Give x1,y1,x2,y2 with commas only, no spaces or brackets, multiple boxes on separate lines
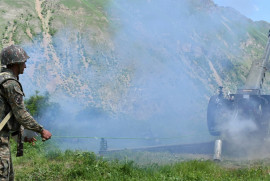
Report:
0,45,29,66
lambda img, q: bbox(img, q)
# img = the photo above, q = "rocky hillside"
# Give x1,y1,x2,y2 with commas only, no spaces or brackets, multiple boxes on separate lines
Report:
1,0,270,149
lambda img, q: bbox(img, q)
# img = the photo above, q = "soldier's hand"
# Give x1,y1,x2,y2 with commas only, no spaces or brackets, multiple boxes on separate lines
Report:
41,129,52,141
24,137,37,145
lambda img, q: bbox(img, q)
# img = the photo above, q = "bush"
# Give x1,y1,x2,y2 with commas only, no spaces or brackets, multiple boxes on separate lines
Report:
49,28,57,36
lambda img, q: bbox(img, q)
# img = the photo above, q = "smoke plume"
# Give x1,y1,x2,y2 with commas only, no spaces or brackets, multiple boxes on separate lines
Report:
18,0,263,153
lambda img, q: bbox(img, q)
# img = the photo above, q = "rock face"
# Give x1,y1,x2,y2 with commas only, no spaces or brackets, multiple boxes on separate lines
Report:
0,0,270,148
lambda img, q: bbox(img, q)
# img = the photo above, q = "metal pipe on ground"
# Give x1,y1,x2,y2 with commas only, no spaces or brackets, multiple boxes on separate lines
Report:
213,139,222,161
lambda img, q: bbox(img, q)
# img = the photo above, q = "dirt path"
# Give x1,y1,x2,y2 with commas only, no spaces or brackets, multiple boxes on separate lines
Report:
25,18,33,40
26,27,33,40
77,32,89,68
34,0,93,101
35,0,60,65
35,0,63,92
208,60,223,86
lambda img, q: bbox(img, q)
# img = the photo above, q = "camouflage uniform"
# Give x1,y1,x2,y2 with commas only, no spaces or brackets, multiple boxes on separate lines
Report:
0,45,43,181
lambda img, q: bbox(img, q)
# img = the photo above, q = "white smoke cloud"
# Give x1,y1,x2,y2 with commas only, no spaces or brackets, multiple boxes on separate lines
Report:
18,0,260,153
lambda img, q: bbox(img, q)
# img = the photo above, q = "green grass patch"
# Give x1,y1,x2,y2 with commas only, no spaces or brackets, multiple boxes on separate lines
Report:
59,0,82,9
247,26,268,46
10,140,270,180
56,0,110,30
2,0,35,9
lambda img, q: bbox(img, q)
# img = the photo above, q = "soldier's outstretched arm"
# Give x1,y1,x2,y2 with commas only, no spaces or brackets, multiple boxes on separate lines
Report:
2,80,52,140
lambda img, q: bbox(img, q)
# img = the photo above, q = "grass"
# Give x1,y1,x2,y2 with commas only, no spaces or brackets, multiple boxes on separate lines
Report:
247,26,268,46
49,28,57,36
0,0,111,49
55,0,110,30
2,0,35,9
59,0,83,9
10,139,270,180
60,0,109,11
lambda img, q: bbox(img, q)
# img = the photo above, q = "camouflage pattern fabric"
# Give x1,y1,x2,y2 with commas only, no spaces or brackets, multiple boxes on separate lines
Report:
0,69,43,133
0,136,13,181
0,45,29,66
0,69,43,180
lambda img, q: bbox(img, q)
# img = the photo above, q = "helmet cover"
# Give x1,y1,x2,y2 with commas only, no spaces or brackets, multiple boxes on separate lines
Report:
1,45,29,66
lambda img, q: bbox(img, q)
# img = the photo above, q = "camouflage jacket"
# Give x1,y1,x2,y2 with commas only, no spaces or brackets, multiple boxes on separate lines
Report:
0,68,43,134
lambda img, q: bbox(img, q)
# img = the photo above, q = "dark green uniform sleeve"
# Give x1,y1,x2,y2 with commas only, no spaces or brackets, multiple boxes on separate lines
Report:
2,80,43,133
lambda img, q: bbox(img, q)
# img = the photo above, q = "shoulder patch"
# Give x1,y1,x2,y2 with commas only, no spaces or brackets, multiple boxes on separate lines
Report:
14,85,24,96
13,85,24,105
15,94,23,105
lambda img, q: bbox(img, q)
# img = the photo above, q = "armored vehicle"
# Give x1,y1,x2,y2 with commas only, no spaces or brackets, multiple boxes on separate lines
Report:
207,30,270,159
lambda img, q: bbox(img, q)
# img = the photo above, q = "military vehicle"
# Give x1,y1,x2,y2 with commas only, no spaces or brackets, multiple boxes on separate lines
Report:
105,31,270,159
207,30,270,160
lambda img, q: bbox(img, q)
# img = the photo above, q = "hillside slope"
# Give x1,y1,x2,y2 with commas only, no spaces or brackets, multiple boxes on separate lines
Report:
1,0,270,149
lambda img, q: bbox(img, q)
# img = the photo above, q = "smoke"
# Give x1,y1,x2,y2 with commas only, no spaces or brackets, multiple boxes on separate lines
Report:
219,108,258,142
211,95,270,159
17,0,261,153
222,118,257,136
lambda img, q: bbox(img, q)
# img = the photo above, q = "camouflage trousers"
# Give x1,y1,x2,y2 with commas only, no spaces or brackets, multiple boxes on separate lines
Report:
0,136,13,181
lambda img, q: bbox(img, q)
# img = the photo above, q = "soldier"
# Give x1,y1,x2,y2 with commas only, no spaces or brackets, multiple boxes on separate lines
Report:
0,45,52,180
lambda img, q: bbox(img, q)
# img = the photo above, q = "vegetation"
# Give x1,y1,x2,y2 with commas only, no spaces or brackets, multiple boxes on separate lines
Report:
25,91,51,118
11,141,270,180
24,91,60,131
48,28,57,36
4,1,270,180
19,93,270,180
